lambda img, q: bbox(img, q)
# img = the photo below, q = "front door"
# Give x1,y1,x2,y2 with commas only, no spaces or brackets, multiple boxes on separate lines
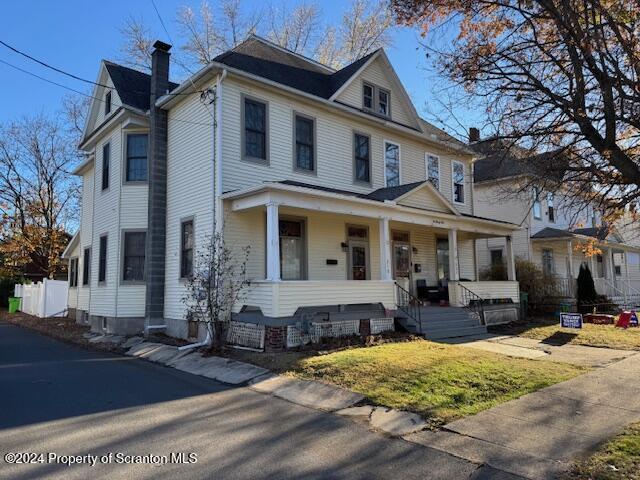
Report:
436,238,450,286
348,241,369,280
392,231,411,291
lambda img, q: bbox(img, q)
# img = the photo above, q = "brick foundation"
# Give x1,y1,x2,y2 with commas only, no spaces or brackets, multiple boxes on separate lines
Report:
264,325,286,352
359,319,371,336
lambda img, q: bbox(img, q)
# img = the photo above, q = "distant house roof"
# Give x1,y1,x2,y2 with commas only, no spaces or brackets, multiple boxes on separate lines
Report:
531,226,620,243
471,137,566,183
104,61,179,112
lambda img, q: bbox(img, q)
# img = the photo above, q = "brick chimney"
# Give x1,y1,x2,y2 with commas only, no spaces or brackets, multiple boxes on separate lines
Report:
145,40,171,327
469,127,480,142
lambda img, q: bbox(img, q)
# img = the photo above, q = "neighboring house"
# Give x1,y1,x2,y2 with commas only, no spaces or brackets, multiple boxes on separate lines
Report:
472,133,640,306
62,36,521,343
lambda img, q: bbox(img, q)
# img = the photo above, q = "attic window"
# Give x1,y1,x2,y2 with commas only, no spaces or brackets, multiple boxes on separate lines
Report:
362,83,390,118
105,91,112,115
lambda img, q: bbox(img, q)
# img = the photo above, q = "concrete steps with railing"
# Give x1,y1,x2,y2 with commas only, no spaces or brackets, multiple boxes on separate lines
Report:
397,305,488,340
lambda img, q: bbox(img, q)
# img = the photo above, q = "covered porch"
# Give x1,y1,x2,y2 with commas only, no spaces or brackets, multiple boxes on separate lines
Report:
531,227,640,303
223,181,520,319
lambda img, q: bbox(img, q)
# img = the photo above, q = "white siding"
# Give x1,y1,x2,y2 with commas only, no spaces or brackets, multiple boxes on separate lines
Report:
67,240,81,309
77,166,94,311
164,85,215,321
336,57,416,128
397,187,450,213
87,70,122,135
221,77,474,214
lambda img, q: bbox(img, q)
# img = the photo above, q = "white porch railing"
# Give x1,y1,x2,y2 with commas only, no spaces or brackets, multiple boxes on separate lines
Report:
238,280,397,318
448,281,520,307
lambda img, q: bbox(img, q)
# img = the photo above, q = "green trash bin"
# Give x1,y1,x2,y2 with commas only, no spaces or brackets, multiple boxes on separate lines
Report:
8,297,20,314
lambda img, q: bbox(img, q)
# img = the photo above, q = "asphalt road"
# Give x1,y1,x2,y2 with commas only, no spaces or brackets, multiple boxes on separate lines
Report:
0,322,515,480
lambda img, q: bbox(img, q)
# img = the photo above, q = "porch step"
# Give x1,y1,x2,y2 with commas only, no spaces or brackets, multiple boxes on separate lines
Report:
396,306,488,340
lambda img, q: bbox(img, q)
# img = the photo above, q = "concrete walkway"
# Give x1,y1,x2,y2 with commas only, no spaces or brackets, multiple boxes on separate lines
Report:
443,334,636,366
405,352,640,479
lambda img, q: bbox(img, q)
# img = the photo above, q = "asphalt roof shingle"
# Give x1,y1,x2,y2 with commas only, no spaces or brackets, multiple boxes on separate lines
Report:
104,61,179,111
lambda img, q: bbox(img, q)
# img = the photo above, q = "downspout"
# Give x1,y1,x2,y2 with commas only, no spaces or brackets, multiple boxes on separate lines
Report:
180,69,227,352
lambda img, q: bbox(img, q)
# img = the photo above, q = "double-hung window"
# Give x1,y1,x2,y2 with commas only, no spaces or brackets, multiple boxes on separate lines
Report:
82,247,91,286
180,220,194,278
123,231,146,282
294,114,315,172
363,82,390,118
102,143,110,190
426,154,440,190
533,188,542,219
354,133,371,183
98,235,107,283
243,97,267,161
105,91,111,115
126,134,148,182
384,142,400,187
452,161,465,203
547,192,555,223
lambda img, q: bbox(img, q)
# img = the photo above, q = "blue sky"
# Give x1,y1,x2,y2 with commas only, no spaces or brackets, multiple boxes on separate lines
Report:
0,0,477,139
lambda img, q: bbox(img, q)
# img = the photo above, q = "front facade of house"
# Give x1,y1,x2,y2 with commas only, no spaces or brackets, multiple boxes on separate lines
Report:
472,138,640,306
63,36,520,341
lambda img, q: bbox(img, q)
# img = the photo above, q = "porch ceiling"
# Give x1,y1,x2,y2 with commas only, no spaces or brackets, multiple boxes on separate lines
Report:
222,182,519,237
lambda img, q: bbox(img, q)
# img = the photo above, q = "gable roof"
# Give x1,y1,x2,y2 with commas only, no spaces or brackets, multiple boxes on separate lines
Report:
471,138,566,183
103,61,179,112
531,226,622,244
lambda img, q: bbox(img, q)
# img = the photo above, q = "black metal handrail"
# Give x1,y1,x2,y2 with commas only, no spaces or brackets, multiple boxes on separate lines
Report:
456,282,485,325
395,282,422,334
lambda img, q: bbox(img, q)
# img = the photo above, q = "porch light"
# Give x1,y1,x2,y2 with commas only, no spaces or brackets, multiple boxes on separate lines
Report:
412,247,418,254
341,242,349,251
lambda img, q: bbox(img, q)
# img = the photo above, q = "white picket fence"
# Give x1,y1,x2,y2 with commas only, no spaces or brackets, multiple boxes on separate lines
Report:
14,279,69,318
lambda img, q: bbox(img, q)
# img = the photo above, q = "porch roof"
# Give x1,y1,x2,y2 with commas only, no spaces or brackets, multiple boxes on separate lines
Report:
531,227,640,251
222,180,520,237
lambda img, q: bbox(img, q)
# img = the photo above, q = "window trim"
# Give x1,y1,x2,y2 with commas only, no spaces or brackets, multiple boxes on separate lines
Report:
345,223,371,280
532,187,542,220
105,91,112,115
378,87,391,117
98,234,108,284
179,217,195,280
451,160,466,205
361,80,391,119
123,132,149,184
120,229,147,285
292,111,317,175
425,152,440,190
82,247,91,286
278,215,308,281
241,93,269,165
547,192,555,223
101,142,110,191
490,248,504,266
383,139,401,187
352,130,372,186
541,248,555,276
69,257,79,288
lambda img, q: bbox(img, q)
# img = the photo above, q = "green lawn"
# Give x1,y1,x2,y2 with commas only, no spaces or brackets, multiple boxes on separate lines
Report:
500,319,640,350
275,340,586,426
567,423,640,480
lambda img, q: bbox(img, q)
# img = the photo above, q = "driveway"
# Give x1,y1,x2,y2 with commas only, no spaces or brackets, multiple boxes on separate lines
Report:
0,322,515,480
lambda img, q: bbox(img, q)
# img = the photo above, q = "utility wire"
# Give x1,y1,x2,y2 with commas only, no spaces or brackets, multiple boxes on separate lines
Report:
0,57,214,128
0,39,204,97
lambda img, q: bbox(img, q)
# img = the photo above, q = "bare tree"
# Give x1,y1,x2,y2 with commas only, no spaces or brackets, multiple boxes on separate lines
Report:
393,0,640,224
0,114,80,279
182,227,250,350
118,15,154,71
266,2,321,55
61,93,91,152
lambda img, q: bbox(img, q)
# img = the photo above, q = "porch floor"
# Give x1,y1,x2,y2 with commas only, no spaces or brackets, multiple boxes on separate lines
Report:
397,306,488,341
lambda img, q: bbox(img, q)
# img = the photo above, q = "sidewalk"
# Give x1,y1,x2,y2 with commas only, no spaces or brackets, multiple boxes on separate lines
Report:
405,352,640,479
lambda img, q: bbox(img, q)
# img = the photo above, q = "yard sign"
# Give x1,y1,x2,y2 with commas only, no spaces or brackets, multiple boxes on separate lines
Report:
560,312,583,329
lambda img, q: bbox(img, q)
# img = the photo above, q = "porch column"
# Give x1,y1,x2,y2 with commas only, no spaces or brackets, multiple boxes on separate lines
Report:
448,229,460,281
505,236,517,281
266,202,280,281
567,240,574,279
606,248,615,280
379,217,392,281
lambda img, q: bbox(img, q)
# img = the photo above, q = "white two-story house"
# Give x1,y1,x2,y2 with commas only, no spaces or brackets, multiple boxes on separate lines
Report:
472,134,640,306
63,36,521,345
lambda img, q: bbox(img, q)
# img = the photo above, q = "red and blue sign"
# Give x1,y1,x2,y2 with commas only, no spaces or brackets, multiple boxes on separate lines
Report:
616,311,639,329
560,312,583,329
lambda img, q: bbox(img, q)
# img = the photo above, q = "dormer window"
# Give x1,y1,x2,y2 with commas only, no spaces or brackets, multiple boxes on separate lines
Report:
105,91,111,115
362,82,390,118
